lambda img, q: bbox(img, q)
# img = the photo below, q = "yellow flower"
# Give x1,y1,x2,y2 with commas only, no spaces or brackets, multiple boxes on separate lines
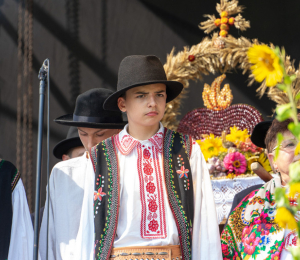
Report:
247,44,283,87
289,183,300,198
227,173,235,179
226,126,250,144
295,141,300,155
197,134,227,161
275,207,298,230
247,152,272,173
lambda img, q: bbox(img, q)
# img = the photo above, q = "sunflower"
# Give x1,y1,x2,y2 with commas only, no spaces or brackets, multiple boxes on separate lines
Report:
226,126,250,145
246,152,272,173
247,44,283,87
197,134,227,161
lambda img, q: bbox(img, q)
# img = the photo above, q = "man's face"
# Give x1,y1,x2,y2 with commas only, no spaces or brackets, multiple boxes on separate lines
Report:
78,127,120,152
117,83,167,129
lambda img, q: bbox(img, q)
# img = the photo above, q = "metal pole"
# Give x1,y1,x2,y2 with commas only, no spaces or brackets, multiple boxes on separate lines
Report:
33,59,49,260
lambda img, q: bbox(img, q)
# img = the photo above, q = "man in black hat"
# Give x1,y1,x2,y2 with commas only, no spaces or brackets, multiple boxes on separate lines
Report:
39,88,126,260
31,127,85,228
89,55,221,259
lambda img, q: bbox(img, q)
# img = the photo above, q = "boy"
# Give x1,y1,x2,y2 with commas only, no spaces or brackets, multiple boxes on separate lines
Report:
39,88,126,260
91,55,222,259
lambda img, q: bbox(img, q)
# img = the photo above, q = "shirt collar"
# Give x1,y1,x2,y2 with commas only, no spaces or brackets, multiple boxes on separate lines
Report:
116,123,164,155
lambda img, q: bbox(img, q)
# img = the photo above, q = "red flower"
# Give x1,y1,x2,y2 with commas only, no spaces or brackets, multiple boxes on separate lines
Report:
148,220,159,232
176,165,189,178
148,200,158,212
241,226,253,242
257,223,272,235
243,232,260,255
143,149,151,159
143,162,153,175
222,244,230,256
146,182,156,193
94,187,106,202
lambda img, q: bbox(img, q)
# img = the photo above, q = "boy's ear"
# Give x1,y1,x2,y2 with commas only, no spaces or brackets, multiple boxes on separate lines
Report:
117,97,126,112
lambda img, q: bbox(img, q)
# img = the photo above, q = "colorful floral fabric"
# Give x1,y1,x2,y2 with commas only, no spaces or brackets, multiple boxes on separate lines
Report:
221,179,285,260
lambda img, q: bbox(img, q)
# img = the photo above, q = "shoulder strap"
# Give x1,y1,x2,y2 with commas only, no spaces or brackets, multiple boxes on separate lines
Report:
91,137,120,260
163,129,194,260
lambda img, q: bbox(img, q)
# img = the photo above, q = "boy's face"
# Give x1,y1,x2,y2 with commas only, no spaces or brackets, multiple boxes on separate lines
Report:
117,83,167,129
78,127,120,152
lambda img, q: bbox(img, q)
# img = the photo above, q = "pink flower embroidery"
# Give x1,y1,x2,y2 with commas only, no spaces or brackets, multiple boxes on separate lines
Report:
176,165,189,178
94,187,106,202
223,152,247,175
222,244,230,256
270,251,280,260
242,225,253,242
243,232,260,255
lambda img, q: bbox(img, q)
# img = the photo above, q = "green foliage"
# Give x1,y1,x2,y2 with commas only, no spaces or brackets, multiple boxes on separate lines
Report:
276,104,292,121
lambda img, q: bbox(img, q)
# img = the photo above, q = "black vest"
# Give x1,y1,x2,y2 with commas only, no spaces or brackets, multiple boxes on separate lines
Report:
91,129,195,260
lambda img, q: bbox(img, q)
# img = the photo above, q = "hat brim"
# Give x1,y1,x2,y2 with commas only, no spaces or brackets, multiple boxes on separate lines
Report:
250,121,272,149
103,80,183,111
54,114,127,129
53,137,83,159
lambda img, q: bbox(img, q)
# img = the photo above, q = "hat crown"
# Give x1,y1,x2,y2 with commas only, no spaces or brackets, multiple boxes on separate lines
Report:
66,126,79,139
74,88,122,118
117,55,167,90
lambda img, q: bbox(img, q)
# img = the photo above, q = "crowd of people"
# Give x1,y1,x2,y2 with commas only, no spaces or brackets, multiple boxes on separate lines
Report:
1,55,299,260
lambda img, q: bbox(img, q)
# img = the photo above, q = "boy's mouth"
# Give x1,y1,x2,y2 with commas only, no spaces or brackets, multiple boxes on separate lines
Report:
146,111,158,116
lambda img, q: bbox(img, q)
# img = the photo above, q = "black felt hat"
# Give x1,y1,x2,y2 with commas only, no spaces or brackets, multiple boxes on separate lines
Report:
251,120,273,149
53,127,83,159
103,55,184,111
251,109,300,149
55,88,126,128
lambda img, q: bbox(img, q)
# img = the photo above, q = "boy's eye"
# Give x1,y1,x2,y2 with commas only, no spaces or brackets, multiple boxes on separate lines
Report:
157,93,164,97
136,95,144,98
96,133,104,137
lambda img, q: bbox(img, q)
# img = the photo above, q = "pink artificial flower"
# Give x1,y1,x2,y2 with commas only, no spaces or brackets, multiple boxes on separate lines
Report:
223,152,247,175
243,232,260,255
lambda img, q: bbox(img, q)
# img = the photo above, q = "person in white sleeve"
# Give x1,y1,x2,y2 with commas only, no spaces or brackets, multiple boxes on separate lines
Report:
39,88,126,260
0,159,34,260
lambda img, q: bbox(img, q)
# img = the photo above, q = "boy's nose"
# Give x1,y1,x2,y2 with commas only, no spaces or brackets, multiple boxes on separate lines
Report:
148,95,156,107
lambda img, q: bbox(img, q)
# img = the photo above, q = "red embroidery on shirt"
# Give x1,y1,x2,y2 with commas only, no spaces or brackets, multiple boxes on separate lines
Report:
149,132,163,153
115,134,139,155
283,231,298,249
137,143,167,239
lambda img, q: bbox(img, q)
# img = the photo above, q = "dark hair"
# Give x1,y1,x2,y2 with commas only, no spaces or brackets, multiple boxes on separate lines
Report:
265,118,293,152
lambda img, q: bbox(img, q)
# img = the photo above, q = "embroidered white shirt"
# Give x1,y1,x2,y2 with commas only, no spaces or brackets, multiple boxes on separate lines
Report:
39,124,222,260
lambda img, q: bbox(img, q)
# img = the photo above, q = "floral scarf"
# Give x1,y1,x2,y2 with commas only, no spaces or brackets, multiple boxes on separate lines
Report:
221,179,285,260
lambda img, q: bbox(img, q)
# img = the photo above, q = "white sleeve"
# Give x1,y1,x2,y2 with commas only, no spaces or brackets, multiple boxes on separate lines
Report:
190,141,222,260
8,179,34,260
39,171,56,260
